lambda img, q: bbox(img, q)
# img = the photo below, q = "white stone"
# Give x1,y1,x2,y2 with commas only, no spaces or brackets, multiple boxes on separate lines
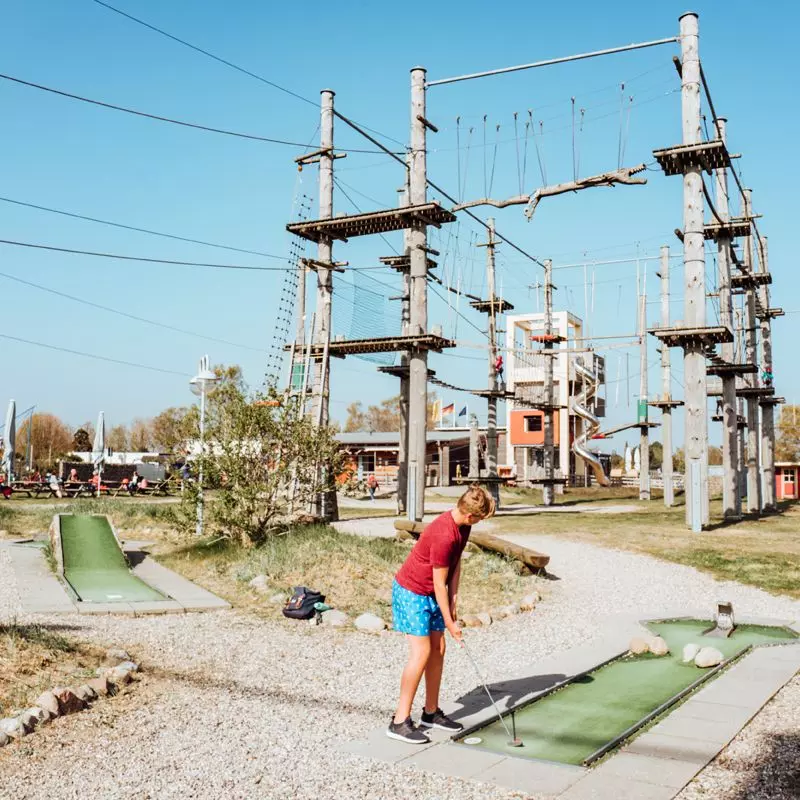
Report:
321,609,349,627
105,648,130,663
695,646,724,668
268,593,286,605
0,718,26,739
647,636,670,656
34,690,59,718
109,666,133,685
682,643,701,663
629,636,649,655
248,575,269,592
519,592,540,611
502,602,522,617
476,612,492,626
460,614,481,628
0,732,9,748
491,607,510,621
354,613,386,633
74,685,98,703
116,661,140,674
19,707,49,730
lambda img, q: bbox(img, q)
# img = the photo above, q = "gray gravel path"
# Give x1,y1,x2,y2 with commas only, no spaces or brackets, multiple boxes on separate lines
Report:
0,536,797,800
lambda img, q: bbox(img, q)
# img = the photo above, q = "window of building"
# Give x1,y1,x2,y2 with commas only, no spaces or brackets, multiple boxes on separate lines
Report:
525,415,543,433
784,470,795,485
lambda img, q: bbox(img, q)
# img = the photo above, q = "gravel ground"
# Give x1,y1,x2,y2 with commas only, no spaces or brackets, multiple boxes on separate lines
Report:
0,535,797,800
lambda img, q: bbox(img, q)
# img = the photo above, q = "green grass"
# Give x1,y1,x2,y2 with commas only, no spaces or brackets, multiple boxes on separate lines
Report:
157,524,540,621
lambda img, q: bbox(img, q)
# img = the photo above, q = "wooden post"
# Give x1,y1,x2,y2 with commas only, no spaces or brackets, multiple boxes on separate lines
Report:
759,236,776,510
397,163,411,514
659,245,675,507
407,67,428,521
714,117,741,518
639,269,650,500
485,218,500,506
543,259,555,506
742,188,762,514
679,12,708,531
469,414,480,478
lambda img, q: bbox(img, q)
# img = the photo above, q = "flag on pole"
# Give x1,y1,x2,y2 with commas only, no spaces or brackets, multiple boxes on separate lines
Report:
458,406,467,417
441,403,455,417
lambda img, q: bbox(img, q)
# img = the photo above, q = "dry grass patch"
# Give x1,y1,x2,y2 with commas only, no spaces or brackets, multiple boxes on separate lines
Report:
156,524,540,622
0,623,106,716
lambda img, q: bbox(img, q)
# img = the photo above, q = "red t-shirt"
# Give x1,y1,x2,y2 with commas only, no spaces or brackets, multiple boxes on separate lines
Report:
395,511,471,597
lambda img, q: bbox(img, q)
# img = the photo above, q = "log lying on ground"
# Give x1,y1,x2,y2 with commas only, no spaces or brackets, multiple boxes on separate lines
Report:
393,520,550,571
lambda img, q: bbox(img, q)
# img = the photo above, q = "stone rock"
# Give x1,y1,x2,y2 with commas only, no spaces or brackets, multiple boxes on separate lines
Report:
74,685,97,703
0,732,9,748
321,609,350,627
476,611,492,627
53,687,85,715
682,643,701,664
19,707,49,731
491,607,510,621
105,648,130,663
268,592,286,605
116,661,140,674
354,613,386,633
695,646,724,668
519,592,541,611
502,602,521,617
629,637,649,655
460,614,482,628
34,690,60,719
0,718,26,739
86,677,111,697
248,574,269,592
109,666,133,686
647,636,670,657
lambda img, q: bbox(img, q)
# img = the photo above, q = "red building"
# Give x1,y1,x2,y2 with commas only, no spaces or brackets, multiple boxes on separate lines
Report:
775,462,799,501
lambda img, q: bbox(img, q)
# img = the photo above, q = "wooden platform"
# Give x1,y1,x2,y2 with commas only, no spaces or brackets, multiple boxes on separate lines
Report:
649,325,733,347
531,334,566,343
760,307,784,319
738,385,775,399
652,139,731,176
731,272,773,290
287,203,456,242
648,398,684,409
706,362,758,377
702,217,753,241
284,334,454,357
377,365,436,378
469,298,515,314
759,396,785,406
379,254,437,271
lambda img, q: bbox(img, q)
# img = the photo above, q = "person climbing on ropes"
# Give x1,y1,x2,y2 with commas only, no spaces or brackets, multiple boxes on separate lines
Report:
387,484,496,744
495,354,504,382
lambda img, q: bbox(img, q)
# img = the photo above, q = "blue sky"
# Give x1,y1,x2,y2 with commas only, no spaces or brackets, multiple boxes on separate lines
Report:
1,0,797,449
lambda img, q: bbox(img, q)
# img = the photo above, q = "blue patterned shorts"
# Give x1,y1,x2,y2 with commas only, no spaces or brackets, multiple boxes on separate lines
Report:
392,579,445,636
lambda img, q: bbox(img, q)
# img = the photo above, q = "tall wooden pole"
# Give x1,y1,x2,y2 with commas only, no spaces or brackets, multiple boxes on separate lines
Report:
407,67,428,521
715,117,741,518
638,270,650,500
543,259,555,506
397,165,411,514
485,218,500,506
659,246,675,507
759,236,776,510
742,188,762,513
679,12,709,531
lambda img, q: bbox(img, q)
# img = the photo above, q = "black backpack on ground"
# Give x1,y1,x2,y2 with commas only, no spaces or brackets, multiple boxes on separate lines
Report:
282,586,325,620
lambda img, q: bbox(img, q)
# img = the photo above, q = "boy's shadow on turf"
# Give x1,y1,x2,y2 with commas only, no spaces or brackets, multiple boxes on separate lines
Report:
450,672,577,719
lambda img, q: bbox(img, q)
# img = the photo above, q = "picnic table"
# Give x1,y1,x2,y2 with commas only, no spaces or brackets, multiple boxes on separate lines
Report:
10,480,56,498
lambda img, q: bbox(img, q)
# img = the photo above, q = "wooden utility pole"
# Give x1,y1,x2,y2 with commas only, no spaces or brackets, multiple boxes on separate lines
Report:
638,269,650,500
679,12,709,531
742,188,762,513
715,117,741,518
758,236,777,511
397,166,411,514
407,67,429,521
484,218,500,506
658,246,675,507
542,259,555,506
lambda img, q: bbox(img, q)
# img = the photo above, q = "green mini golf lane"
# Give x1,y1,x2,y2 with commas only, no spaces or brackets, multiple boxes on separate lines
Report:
460,620,797,766
60,514,165,603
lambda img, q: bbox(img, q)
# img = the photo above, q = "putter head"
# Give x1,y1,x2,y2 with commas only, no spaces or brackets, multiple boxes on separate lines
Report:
508,738,524,747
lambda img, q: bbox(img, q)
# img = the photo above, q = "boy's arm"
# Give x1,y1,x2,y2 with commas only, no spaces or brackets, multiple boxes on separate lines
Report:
448,560,462,618
433,567,463,641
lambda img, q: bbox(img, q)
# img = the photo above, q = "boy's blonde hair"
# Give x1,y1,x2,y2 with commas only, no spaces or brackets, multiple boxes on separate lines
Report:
457,483,496,520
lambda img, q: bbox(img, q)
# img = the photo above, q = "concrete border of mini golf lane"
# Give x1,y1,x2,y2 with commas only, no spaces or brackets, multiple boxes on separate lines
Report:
338,610,800,798
1,539,229,615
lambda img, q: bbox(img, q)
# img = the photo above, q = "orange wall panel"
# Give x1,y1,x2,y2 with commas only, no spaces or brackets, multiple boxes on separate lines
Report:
510,409,560,446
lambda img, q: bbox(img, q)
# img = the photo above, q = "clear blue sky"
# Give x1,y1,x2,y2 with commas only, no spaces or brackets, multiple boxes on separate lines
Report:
1,0,797,450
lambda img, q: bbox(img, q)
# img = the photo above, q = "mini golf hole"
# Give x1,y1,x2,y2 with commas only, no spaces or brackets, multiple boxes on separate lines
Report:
463,736,482,745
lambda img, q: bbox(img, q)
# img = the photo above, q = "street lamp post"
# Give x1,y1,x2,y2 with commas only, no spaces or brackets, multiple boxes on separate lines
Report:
190,355,219,538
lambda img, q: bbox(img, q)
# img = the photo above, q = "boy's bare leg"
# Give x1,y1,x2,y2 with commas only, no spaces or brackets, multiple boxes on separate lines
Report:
423,630,445,713
394,634,431,723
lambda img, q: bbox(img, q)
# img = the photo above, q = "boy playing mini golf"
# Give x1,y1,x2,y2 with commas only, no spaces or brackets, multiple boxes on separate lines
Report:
387,484,495,743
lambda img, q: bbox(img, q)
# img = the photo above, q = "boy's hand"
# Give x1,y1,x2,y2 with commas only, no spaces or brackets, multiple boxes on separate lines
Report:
447,622,464,644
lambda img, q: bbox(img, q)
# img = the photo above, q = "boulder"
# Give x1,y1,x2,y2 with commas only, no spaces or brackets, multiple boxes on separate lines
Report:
0,718,26,739
248,575,269,592
109,666,133,686
268,593,286,605
695,647,724,668
354,613,386,633
321,609,350,628
74,685,97,703
53,687,85,715
647,636,670,657
682,643,701,664
0,732,9,748
491,607,510,621
86,677,111,697
116,661,140,674
476,612,493,627
460,614,482,628
105,648,130,663
19,707,49,731
629,637,649,655
519,592,541,611
34,690,60,719
502,602,522,617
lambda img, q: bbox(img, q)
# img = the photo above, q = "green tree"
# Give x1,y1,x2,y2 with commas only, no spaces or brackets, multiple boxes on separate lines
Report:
129,418,152,451
16,414,73,468
708,445,723,466
673,448,686,473
649,441,663,470
776,405,800,461
151,407,192,452
72,428,92,451
107,425,129,452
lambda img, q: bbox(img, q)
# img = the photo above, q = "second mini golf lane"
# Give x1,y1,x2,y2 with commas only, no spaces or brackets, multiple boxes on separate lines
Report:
60,514,165,603
461,620,797,765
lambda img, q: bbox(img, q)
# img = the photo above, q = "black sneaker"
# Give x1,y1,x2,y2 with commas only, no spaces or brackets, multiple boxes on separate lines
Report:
419,708,464,732
386,716,431,744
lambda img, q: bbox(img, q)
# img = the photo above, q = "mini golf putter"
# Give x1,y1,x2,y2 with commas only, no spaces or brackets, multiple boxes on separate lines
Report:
703,601,736,638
